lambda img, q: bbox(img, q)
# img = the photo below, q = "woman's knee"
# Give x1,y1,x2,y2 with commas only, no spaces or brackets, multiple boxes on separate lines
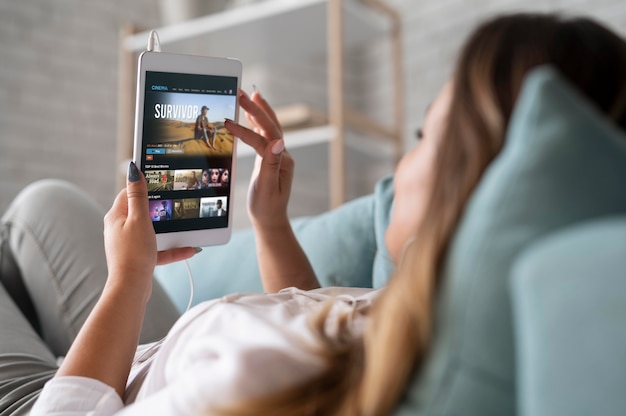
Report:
2,179,105,227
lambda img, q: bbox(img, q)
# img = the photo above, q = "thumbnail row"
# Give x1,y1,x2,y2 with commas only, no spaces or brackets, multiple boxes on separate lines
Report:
146,168,229,192
150,197,228,222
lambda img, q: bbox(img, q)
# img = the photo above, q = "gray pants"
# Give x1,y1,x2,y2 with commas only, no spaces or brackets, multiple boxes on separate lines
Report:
0,180,180,415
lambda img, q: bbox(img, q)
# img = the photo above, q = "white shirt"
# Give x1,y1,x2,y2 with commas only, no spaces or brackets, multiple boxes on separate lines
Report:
32,287,378,415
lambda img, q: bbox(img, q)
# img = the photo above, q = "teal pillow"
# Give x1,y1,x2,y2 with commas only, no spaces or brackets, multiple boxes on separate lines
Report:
395,67,626,415
155,179,393,311
512,216,626,416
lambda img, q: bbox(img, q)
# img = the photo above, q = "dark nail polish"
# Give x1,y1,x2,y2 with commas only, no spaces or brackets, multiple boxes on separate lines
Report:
193,247,203,254
128,161,140,182
224,118,234,123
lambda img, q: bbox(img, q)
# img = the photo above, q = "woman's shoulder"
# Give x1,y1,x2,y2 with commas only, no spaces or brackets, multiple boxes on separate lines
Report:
164,287,380,356
213,287,379,314
137,287,380,409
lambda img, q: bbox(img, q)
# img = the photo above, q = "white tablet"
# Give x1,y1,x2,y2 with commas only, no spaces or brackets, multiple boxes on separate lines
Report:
132,51,242,250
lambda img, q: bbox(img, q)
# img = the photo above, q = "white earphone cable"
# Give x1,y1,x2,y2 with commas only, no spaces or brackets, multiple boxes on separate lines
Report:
183,258,195,313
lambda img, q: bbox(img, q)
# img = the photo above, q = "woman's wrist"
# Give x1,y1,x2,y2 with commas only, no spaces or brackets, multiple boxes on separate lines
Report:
252,217,320,292
252,217,292,238
103,273,153,305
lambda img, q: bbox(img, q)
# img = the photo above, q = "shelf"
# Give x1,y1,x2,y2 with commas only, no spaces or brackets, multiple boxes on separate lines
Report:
124,0,390,63
236,125,335,157
118,0,404,207
234,123,395,159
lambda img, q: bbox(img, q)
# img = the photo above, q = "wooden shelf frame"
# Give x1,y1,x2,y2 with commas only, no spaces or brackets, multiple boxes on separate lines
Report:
118,0,404,208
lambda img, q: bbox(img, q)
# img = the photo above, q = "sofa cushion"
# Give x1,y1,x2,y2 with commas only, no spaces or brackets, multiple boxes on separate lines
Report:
395,66,626,415
155,176,395,311
512,216,626,416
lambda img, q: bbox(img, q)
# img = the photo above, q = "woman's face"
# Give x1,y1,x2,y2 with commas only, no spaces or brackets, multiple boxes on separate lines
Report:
221,169,229,183
202,170,209,184
211,169,220,183
385,82,452,264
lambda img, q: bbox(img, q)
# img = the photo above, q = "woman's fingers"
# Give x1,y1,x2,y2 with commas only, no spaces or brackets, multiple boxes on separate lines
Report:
224,119,269,157
256,139,285,192
126,162,150,222
251,90,281,130
245,111,256,129
107,188,128,220
245,112,266,137
105,162,147,224
239,89,282,140
156,247,196,265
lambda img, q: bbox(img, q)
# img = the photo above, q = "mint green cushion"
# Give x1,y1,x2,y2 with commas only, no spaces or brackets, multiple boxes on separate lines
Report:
395,67,626,415
512,216,626,416
155,176,395,311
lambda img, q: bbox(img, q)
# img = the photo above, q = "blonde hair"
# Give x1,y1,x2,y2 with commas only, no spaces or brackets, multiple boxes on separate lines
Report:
217,13,626,416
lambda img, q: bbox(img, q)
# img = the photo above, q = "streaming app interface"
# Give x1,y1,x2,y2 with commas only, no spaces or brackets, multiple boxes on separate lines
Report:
141,71,237,233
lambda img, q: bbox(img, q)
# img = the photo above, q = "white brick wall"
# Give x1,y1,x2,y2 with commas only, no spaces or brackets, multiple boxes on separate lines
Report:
361,0,626,149
1,0,625,220
0,0,160,216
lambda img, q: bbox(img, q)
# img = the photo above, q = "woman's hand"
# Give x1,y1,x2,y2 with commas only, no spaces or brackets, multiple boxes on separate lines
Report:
225,90,319,292
224,89,294,231
103,162,196,294
56,162,194,396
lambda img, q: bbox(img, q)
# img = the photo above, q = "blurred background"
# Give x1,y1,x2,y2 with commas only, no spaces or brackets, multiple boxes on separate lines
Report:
0,0,625,229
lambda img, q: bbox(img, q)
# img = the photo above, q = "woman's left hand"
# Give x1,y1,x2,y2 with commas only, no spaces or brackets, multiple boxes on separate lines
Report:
224,89,294,231
225,91,320,292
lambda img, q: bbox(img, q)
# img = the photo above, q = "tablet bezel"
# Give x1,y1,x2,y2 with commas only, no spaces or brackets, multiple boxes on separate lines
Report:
132,51,242,250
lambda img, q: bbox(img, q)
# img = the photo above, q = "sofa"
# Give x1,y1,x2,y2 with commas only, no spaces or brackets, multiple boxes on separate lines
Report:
156,67,626,415
0,67,624,415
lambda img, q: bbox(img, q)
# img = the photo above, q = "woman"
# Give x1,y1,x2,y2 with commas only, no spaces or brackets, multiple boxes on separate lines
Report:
200,169,211,189
221,168,230,185
2,13,625,415
210,168,221,184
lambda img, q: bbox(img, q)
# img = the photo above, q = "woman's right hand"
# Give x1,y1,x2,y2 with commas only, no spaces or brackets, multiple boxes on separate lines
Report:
103,163,157,298
103,163,195,297
225,89,294,231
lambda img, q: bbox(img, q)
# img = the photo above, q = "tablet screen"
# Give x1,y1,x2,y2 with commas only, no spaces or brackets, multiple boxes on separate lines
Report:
140,70,237,234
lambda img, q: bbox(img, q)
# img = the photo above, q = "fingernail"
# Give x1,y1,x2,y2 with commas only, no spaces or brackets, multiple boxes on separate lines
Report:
252,84,259,93
193,247,203,254
271,139,285,155
224,118,234,124
128,161,140,182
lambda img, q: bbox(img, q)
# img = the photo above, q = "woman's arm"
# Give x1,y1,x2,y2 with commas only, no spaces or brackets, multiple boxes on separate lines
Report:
225,90,319,293
253,222,319,293
55,162,195,398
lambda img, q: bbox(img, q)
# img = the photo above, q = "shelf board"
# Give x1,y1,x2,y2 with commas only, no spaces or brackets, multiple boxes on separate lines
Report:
234,123,395,159
236,124,335,157
125,0,390,63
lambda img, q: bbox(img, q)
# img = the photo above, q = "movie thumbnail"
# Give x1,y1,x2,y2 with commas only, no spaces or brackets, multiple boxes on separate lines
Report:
200,168,229,189
144,91,236,157
173,169,203,190
199,196,228,218
172,198,201,220
149,199,173,222
146,170,174,191
147,121,235,157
